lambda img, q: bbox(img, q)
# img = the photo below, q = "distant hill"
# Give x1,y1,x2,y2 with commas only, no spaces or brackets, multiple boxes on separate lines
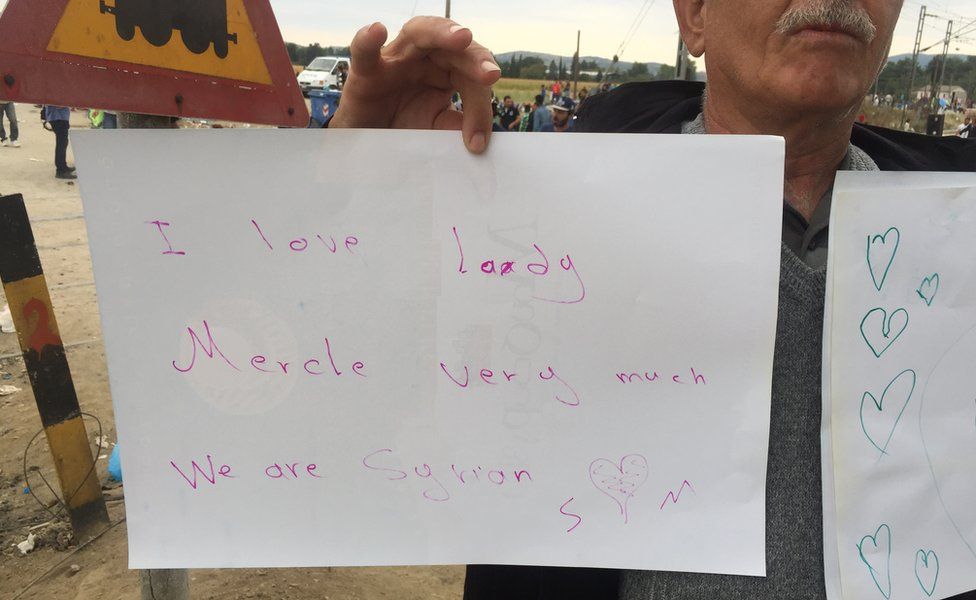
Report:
888,52,974,67
494,50,662,74
495,50,709,82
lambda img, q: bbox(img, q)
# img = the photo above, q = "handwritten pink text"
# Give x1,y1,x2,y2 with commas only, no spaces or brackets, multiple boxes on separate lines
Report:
362,448,533,502
615,368,707,386
251,219,360,256
451,227,585,304
439,361,581,406
171,319,366,378
169,455,324,490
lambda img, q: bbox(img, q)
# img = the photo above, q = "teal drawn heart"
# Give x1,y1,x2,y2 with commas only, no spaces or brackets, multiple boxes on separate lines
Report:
916,274,940,307
867,227,900,291
857,524,892,600
860,369,916,455
915,549,940,597
860,308,910,358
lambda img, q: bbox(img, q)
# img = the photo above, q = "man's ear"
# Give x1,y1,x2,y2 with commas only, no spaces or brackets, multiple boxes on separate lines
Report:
673,0,706,57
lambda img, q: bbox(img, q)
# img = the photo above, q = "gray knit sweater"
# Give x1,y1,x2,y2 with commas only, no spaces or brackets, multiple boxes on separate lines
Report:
622,246,828,599
621,118,877,599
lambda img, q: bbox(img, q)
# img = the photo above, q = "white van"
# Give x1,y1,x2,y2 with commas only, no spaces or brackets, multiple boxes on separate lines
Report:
297,56,350,94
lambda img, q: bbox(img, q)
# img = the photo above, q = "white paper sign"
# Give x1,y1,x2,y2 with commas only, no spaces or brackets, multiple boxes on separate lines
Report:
74,129,784,573
824,173,976,600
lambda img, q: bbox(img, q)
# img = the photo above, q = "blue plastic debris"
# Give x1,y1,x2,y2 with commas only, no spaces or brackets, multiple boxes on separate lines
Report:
107,445,122,482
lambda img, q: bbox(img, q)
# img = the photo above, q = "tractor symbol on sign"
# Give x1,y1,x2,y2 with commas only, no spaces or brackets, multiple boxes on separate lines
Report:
99,0,239,58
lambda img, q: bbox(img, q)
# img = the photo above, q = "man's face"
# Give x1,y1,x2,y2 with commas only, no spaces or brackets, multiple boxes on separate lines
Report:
701,0,903,113
504,98,514,108
552,109,570,128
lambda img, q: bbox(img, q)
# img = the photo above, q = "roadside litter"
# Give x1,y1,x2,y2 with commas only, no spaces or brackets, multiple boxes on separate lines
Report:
108,445,122,482
15,533,36,555
0,384,22,396
0,304,14,332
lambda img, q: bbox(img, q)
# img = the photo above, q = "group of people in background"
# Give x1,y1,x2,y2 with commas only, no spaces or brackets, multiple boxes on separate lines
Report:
0,99,21,148
0,100,120,180
489,80,618,134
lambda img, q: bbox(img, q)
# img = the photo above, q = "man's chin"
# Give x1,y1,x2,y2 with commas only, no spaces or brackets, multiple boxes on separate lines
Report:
768,70,867,116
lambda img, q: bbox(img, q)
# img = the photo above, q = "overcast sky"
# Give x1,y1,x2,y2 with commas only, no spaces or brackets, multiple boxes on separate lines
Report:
1,0,972,66
270,0,976,65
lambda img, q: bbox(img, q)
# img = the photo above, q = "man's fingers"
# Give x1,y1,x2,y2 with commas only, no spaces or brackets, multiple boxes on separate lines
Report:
418,61,454,91
454,75,494,154
429,45,501,88
350,22,388,76
385,16,473,61
432,109,464,131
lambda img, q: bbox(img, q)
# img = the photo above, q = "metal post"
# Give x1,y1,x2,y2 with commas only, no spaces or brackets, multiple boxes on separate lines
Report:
445,0,450,19
675,38,689,81
572,30,580,99
934,20,953,111
904,5,926,124
0,194,110,543
141,570,190,599
118,113,189,600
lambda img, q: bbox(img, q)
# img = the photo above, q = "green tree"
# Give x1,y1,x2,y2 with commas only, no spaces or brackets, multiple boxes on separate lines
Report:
520,63,548,80
625,61,650,81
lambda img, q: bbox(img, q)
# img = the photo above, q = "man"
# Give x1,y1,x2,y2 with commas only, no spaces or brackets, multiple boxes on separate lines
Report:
539,96,576,133
531,94,551,133
0,100,19,147
499,95,519,130
42,105,75,180
957,116,972,138
328,4,974,599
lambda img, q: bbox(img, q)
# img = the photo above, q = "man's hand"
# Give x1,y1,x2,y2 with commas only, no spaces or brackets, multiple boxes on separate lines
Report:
328,18,502,154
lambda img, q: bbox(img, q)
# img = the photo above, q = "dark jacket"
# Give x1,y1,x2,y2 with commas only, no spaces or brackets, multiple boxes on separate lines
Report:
574,80,976,170
463,81,975,600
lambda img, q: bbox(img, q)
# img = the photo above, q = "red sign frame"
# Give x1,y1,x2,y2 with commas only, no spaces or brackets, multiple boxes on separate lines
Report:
0,0,308,127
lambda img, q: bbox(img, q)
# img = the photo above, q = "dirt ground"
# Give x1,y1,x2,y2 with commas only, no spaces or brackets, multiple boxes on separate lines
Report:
0,105,464,599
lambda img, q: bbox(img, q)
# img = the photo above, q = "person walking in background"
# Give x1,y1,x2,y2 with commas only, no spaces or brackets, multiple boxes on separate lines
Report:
516,102,534,132
549,95,575,132
89,108,119,129
531,94,551,133
956,116,972,138
499,96,519,130
43,105,75,180
0,100,20,147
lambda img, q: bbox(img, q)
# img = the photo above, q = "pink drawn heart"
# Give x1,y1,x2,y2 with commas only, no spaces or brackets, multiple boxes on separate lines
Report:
589,454,649,523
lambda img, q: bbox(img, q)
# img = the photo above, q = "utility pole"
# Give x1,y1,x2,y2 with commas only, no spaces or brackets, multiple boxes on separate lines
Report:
934,19,953,111
573,30,580,99
445,0,450,19
904,5,926,124
675,38,690,81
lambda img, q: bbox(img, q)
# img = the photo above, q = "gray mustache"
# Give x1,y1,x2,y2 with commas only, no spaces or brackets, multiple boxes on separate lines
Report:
774,0,877,43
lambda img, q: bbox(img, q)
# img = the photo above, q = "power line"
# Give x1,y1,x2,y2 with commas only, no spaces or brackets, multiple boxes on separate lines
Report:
615,0,655,58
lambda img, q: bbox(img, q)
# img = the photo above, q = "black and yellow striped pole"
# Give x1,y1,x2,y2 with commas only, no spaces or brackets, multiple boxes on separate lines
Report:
0,193,110,542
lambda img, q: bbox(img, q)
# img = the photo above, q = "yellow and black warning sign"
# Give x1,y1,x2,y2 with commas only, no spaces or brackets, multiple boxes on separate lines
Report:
47,0,272,84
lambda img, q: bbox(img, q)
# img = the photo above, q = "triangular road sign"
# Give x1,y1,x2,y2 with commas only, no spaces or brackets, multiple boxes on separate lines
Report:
0,0,308,127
